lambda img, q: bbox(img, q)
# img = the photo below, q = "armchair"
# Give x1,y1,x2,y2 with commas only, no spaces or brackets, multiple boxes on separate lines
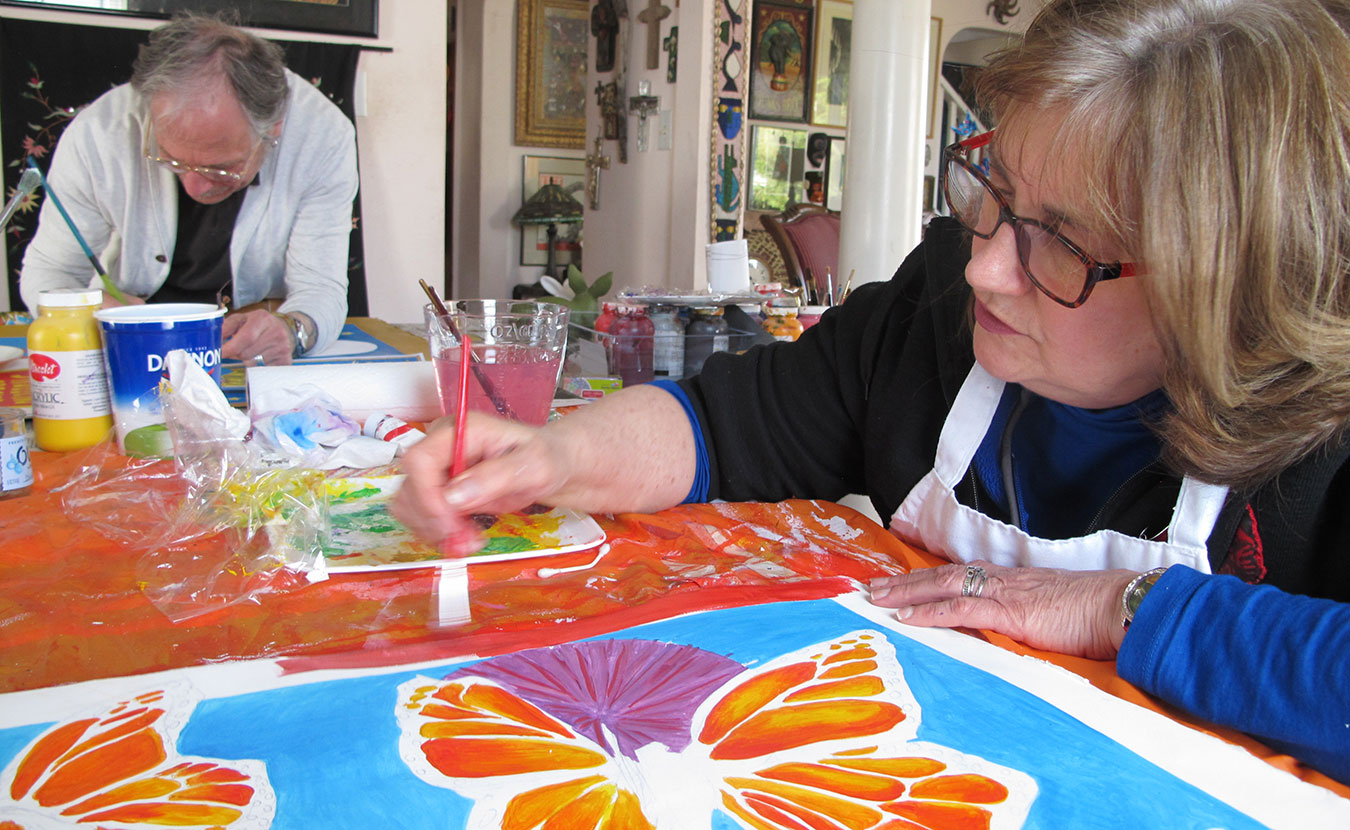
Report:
759,203,841,304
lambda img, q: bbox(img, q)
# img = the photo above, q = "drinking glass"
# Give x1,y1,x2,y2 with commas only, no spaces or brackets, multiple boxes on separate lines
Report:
425,299,570,426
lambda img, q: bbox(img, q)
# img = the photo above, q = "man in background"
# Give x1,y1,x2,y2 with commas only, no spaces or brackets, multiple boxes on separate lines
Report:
19,13,358,365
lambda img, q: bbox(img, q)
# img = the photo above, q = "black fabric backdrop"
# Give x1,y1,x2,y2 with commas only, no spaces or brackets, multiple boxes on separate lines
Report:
0,17,367,315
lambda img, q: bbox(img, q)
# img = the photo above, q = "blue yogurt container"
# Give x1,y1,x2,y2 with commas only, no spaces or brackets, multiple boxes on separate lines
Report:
94,303,225,456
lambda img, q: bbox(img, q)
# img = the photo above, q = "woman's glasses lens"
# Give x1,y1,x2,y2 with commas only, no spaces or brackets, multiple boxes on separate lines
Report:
944,157,1085,304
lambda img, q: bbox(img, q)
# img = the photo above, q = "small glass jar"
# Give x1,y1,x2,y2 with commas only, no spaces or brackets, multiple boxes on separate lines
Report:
763,305,803,342
0,407,33,499
683,307,729,377
594,302,619,335
799,304,828,331
607,304,655,387
650,305,684,380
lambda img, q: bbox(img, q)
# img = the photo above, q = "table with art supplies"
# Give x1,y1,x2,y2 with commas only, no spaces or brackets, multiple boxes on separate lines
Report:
0,311,1346,828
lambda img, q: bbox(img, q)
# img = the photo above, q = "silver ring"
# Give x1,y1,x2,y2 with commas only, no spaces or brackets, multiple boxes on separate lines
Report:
254,354,266,367
961,564,988,598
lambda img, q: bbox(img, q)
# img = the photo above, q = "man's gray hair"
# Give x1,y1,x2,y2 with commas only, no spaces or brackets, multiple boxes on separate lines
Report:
131,13,288,136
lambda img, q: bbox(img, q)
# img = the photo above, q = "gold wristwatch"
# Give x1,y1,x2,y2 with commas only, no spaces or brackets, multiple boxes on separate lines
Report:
1121,567,1168,629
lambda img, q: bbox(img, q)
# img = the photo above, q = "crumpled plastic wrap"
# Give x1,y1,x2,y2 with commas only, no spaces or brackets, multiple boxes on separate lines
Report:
57,350,338,621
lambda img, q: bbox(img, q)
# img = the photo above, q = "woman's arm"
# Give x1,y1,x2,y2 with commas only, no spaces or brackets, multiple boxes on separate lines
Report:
391,384,695,554
870,564,1350,784
1118,567,1350,784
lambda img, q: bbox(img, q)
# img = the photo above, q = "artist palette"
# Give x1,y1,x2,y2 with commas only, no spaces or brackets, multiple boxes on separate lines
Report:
321,475,605,573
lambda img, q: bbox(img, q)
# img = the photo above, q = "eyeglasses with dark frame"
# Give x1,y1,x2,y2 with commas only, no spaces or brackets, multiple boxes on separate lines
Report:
944,130,1136,309
142,120,268,186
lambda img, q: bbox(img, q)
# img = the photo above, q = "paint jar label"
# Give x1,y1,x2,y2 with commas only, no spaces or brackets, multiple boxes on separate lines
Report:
28,348,112,420
0,408,33,498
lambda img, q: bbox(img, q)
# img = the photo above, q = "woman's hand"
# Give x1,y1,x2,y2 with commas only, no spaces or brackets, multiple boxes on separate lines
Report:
391,385,699,556
868,562,1138,660
390,412,572,555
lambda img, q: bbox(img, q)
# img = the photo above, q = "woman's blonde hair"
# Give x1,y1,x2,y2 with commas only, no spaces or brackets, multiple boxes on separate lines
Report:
976,0,1350,491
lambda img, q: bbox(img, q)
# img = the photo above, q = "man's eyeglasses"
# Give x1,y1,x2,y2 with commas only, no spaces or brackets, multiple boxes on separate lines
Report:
143,121,267,186
944,130,1136,308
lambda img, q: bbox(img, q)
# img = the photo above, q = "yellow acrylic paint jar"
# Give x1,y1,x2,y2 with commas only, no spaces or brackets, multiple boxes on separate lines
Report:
27,289,113,452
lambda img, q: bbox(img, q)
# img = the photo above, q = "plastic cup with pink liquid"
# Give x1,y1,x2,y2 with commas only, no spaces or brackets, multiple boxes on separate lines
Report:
425,299,570,426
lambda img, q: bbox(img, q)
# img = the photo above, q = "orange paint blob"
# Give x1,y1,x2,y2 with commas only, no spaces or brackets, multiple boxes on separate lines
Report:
712,700,906,760
784,676,885,702
699,662,816,744
422,737,607,777
758,761,907,801
909,773,1009,804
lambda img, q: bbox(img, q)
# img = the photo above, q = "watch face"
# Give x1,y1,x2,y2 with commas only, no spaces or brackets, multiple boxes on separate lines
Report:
1124,568,1167,622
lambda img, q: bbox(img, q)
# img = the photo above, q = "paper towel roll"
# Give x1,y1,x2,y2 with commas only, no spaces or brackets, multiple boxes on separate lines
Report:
706,238,750,294
247,361,441,423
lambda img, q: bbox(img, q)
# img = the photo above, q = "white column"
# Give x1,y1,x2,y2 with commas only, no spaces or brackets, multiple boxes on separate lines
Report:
838,0,931,287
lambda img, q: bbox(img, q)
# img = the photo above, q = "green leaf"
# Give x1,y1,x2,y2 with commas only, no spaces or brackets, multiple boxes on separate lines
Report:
566,264,588,296
588,271,613,299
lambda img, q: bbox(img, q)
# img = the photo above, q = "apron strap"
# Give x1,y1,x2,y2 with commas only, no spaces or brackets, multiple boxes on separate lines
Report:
933,362,1004,488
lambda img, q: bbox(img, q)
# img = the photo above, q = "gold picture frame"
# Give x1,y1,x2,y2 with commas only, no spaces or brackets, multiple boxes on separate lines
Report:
811,0,852,128
514,0,588,149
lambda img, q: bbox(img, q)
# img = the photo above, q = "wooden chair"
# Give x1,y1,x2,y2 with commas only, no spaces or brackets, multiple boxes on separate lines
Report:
759,203,841,304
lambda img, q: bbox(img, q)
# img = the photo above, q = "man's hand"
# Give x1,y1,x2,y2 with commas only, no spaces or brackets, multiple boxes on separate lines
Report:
221,309,295,365
100,292,145,309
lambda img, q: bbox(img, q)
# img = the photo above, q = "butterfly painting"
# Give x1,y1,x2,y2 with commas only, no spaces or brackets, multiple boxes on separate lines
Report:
395,630,1036,829
0,598,1320,828
0,685,274,828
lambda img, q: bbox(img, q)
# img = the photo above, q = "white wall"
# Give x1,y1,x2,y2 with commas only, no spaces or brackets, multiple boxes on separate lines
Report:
578,0,714,297
453,0,706,302
354,2,446,324
453,0,582,304
0,2,448,326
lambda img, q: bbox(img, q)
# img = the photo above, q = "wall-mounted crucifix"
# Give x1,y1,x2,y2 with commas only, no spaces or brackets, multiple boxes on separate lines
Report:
585,136,611,210
637,0,671,70
663,25,678,82
629,81,660,152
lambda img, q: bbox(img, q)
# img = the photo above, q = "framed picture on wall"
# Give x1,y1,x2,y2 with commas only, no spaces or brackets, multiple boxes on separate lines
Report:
749,125,808,212
0,0,379,37
520,156,586,267
811,0,851,128
514,0,588,149
748,0,813,123
825,135,846,212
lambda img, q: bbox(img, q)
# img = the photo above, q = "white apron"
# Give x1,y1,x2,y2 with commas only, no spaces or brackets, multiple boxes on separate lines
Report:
890,363,1226,573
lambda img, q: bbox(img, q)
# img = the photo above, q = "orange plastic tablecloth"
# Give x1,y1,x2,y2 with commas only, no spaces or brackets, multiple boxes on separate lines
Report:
1,447,1345,799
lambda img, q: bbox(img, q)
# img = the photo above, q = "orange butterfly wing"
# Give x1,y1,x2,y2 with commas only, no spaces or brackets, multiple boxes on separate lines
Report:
397,677,655,830
690,631,1037,830
0,686,274,828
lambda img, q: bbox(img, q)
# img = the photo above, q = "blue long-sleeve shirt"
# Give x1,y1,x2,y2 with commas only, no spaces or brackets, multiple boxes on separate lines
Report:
1119,565,1350,784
